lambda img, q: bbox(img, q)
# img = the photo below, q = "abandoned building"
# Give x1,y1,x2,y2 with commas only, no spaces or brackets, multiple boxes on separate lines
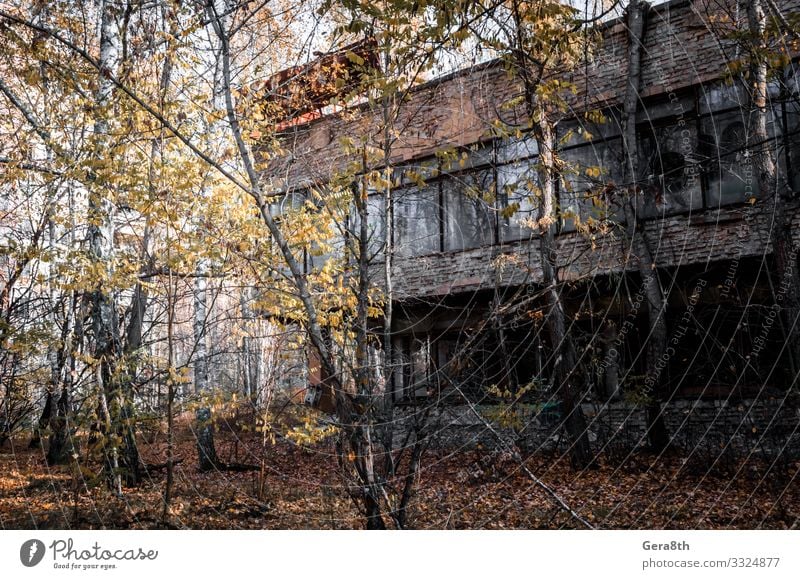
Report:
263,0,800,456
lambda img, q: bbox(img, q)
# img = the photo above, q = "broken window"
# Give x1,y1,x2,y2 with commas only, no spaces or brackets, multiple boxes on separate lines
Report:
442,169,495,250
700,112,750,207
410,337,431,398
393,183,441,257
635,122,703,218
392,323,549,403
395,336,431,400
697,82,750,116
559,139,625,231
435,330,524,400
700,104,783,208
497,161,539,242
348,192,386,261
783,99,800,193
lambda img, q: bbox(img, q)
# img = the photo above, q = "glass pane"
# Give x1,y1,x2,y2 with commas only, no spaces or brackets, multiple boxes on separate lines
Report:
349,193,386,261
497,161,539,242
559,139,625,231
496,133,538,164
394,183,441,256
442,169,495,251
699,109,780,207
635,123,703,218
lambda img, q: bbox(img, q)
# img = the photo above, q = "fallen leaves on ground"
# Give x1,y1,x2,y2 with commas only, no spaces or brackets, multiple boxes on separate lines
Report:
0,430,797,530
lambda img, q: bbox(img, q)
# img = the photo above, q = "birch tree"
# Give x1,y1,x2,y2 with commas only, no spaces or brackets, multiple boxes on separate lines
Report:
437,0,597,468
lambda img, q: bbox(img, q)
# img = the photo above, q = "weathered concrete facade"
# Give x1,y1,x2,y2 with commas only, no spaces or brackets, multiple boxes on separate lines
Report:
271,0,800,455
272,0,800,293
393,399,800,461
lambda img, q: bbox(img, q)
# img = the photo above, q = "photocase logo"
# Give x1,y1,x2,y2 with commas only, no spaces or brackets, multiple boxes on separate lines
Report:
20,539,46,567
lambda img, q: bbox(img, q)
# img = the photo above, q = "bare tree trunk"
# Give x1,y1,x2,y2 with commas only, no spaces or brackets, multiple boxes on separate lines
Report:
746,0,800,376
194,269,209,396
534,117,593,469
621,0,669,453
163,255,176,522
155,0,178,520
352,153,386,530
48,287,80,465
30,392,52,450
47,387,73,465
47,293,79,467
89,0,131,493
240,289,260,399
36,289,75,458
196,407,219,471
380,65,396,481
192,227,217,472
192,0,226,472
30,2,56,452
506,0,593,469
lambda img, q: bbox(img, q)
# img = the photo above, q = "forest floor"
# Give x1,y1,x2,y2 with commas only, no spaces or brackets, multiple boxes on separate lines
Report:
1,420,798,530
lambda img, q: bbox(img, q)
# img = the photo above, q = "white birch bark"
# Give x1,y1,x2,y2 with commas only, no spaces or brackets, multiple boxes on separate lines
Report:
89,0,124,494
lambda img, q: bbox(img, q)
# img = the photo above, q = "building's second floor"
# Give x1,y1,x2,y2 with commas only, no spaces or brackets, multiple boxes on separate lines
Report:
260,0,800,300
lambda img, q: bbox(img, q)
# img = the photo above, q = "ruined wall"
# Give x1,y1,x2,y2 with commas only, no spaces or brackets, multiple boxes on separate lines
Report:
269,0,800,302
265,1,800,460
394,399,800,459
271,0,800,188
391,201,800,299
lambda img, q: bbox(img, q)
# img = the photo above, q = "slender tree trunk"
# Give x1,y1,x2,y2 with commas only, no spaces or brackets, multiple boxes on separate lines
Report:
193,187,216,470
192,0,227,471
351,153,386,530
89,0,130,493
194,269,209,396
48,273,80,464
240,289,260,399
621,0,669,453
46,362,75,465
746,0,800,376
380,70,396,480
155,0,178,520
507,1,593,469
163,253,176,522
30,2,56,453
196,407,219,471
534,116,593,469
45,282,77,465
30,392,52,450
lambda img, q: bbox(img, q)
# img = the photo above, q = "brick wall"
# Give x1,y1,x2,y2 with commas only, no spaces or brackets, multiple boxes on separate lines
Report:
267,0,800,300
393,399,800,459
277,1,800,453
390,201,800,299
270,0,800,188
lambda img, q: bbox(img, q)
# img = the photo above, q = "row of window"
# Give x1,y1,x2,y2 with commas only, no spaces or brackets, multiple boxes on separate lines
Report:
275,79,800,262
391,103,798,257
